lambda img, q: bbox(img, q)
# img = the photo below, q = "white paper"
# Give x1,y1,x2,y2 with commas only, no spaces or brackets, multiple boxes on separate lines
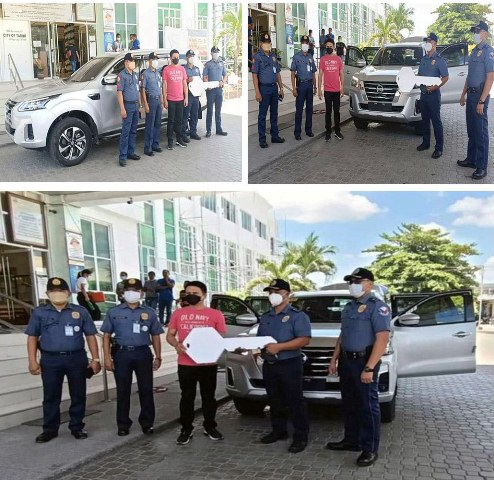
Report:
396,66,442,93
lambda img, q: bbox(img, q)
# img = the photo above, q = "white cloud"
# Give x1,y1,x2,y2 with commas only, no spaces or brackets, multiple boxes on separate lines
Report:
449,195,494,227
259,191,384,224
420,222,450,235
480,256,494,284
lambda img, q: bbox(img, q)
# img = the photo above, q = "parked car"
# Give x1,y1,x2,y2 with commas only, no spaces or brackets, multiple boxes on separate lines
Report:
214,289,476,423
344,41,468,134
4,49,207,167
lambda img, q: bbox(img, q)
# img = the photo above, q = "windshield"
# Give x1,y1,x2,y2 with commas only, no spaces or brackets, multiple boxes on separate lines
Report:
371,46,423,67
290,295,353,323
68,56,116,82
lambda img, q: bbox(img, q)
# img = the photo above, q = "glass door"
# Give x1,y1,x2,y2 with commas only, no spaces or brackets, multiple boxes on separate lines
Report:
50,23,60,77
31,23,50,79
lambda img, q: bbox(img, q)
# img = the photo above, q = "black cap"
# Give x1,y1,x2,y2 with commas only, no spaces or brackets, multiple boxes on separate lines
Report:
211,46,220,53
123,278,143,290
186,49,195,57
471,20,489,32
423,32,438,43
263,278,291,292
123,53,134,61
261,33,271,43
343,267,375,282
301,35,310,44
149,52,159,60
47,277,70,291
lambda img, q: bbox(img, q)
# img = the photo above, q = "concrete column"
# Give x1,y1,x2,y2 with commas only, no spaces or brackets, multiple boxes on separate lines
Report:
95,3,105,56
137,0,158,49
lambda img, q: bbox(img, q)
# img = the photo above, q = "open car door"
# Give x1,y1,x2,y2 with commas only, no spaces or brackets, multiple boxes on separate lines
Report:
436,43,468,104
210,294,260,338
344,46,367,94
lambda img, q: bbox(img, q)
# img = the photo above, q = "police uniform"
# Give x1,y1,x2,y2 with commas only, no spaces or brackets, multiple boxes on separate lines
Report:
291,36,317,139
253,34,284,147
203,47,227,136
117,53,141,166
461,21,494,177
25,277,98,440
182,50,202,140
257,279,311,448
417,35,448,156
141,53,163,155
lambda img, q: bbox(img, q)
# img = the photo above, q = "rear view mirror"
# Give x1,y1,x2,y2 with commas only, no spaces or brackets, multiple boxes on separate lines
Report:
235,313,257,326
102,74,118,85
398,313,420,326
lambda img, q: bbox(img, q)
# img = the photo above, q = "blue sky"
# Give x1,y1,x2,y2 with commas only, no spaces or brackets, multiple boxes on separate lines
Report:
258,190,494,286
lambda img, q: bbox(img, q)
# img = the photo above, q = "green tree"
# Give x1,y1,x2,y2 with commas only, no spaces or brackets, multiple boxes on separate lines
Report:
368,16,402,47
364,223,479,293
427,3,493,45
214,5,242,75
387,4,415,39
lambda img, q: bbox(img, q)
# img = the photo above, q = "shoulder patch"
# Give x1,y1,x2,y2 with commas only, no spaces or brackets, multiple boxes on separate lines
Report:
490,51,494,59
378,306,390,316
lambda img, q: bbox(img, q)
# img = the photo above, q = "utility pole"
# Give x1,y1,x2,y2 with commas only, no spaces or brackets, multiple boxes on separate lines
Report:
479,265,485,322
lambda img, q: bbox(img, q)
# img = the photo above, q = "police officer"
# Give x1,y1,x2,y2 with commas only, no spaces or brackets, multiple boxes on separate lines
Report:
117,52,142,167
203,46,228,138
25,277,101,443
291,35,317,140
182,50,202,142
141,52,164,156
101,278,163,436
416,33,449,159
257,279,311,454
458,20,494,180
252,34,285,148
326,268,391,467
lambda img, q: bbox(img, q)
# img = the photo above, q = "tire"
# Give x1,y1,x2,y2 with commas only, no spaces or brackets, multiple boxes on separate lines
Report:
232,397,266,416
380,392,396,423
412,121,424,136
48,117,93,167
353,118,369,130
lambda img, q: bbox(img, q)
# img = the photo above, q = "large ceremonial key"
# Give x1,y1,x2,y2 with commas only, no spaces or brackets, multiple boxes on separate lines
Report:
188,78,220,97
396,66,442,93
182,327,276,364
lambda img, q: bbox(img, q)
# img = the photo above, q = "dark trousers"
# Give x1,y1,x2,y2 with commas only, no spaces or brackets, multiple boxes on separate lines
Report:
324,91,341,134
119,101,139,160
144,95,162,152
158,299,173,325
263,356,309,442
294,81,314,136
113,347,155,429
466,91,490,170
339,358,381,452
178,364,218,431
420,92,443,151
145,297,158,310
206,87,224,134
40,350,87,433
167,100,184,143
258,84,279,143
182,92,200,136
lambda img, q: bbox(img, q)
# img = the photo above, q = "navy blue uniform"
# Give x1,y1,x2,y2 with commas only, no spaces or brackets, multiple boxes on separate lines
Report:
117,69,140,161
101,304,163,430
291,50,317,137
252,50,281,143
182,63,202,137
25,303,97,434
338,294,391,453
257,305,311,442
203,59,227,134
465,42,494,170
141,67,163,153
418,51,448,151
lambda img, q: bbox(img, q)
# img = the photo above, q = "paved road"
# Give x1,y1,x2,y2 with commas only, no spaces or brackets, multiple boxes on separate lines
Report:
55,365,494,480
0,114,241,183
249,104,494,184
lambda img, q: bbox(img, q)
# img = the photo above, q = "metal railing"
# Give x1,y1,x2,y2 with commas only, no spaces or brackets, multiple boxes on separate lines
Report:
0,291,34,328
96,332,111,402
8,53,24,91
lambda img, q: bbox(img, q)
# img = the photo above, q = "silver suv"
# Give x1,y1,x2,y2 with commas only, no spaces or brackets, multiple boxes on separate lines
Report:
5,49,206,166
214,289,475,423
345,41,468,134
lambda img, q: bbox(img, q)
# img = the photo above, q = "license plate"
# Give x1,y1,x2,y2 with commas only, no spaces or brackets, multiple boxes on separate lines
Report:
368,102,392,112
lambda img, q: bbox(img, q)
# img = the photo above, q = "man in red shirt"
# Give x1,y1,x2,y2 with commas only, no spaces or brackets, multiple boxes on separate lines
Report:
162,49,188,150
166,280,226,445
318,38,345,141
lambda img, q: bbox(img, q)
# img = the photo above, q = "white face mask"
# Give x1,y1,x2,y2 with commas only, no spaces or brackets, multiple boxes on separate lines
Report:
473,33,482,44
348,283,365,298
151,60,159,69
424,42,433,53
48,292,70,306
301,44,309,52
212,53,219,61
124,290,141,304
188,57,194,64
268,293,284,307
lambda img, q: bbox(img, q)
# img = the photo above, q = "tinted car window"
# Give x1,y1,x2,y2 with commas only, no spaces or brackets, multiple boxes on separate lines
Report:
371,47,423,66
290,296,353,323
246,297,270,314
213,297,254,325
69,57,115,82
409,294,465,326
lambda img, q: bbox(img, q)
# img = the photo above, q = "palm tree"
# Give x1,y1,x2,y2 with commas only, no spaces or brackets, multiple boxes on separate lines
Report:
387,4,415,39
214,5,242,75
368,16,401,47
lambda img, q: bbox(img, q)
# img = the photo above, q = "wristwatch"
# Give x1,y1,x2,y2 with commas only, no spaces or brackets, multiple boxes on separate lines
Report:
479,100,486,104
363,366,374,373
91,358,101,363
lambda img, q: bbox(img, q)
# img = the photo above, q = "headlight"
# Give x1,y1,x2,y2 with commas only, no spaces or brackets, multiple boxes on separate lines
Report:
351,76,364,90
17,95,60,112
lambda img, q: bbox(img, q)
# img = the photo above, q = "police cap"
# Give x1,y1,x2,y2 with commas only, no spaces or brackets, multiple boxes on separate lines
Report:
263,278,291,292
123,278,143,290
261,33,271,44
149,52,159,60
211,46,220,53
343,267,375,282
301,35,310,44
123,53,134,61
186,49,195,57
47,277,70,291
423,32,438,43
471,20,489,32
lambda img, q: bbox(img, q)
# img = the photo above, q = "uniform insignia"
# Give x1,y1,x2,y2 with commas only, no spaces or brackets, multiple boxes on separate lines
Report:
282,315,290,323
129,279,136,285
141,313,149,321
431,60,436,65
270,280,277,286
478,50,483,57
53,278,61,286
74,326,80,332
142,325,148,332
378,306,390,316
72,311,80,319
358,305,367,313
490,51,494,59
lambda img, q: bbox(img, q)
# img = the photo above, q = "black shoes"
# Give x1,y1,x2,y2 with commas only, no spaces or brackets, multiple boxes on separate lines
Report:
71,429,88,439
203,428,224,440
288,440,307,453
325,132,331,142
119,160,127,167
325,440,361,451
144,151,154,157
334,132,344,140
457,158,476,168
35,431,58,443
357,451,378,467
260,141,268,148
190,133,201,140
176,140,187,148
295,135,302,140
260,431,289,444
271,137,285,143
127,153,140,160
472,168,487,180
431,150,442,159
306,132,314,137
217,131,228,136
416,143,430,151
152,147,163,153
205,132,211,138
142,427,154,435
176,429,193,445
167,142,174,150
117,428,130,436
183,136,191,143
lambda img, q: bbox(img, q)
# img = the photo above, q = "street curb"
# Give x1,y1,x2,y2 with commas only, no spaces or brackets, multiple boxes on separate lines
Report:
49,393,231,480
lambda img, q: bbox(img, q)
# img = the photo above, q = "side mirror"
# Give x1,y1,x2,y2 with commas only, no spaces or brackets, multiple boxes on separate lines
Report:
102,74,118,85
235,313,257,326
357,59,366,68
398,313,420,326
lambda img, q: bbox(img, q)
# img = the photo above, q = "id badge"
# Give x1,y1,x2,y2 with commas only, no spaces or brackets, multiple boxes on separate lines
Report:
307,64,311,72
273,66,276,74
65,325,74,336
133,323,140,334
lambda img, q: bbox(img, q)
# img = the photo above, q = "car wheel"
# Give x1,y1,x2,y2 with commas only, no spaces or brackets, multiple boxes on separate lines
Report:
353,118,369,130
48,117,92,167
380,390,396,423
232,397,266,416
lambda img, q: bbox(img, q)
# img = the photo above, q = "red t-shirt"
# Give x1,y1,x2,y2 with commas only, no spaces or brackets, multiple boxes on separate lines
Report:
319,55,343,92
168,306,227,366
162,65,186,101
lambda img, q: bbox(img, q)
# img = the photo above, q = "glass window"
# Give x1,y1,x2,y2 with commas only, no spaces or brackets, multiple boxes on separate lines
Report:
201,194,217,212
139,224,155,248
179,221,195,276
81,219,94,256
221,198,237,223
255,219,267,239
290,295,353,323
408,295,466,326
144,202,154,226
440,44,467,67
213,297,253,325
158,3,182,47
164,199,177,261
241,211,252,231
115,3,137,50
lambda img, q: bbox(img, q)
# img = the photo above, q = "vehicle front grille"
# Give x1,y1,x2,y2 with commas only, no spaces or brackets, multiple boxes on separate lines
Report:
364,81,398,102
360,104,404,113
5,100,17,129
302,346,335,377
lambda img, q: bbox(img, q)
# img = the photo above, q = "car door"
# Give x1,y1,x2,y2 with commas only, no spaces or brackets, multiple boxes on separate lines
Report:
99,57,126,133
437,43,468,104
393,290,476,377
210,294,260,338
390,292,433,317
344,46,367,94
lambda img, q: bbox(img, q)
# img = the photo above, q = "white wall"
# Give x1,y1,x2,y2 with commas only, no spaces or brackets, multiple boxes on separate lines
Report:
136,0,159,49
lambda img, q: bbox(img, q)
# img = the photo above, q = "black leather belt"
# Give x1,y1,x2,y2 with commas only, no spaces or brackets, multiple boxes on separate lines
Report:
146,95,161,99
467,85,484,93
116,345,150,351
341,348,371,360
298,79,313,83
124,100,139,104
41,349,85,356
260,83,277,87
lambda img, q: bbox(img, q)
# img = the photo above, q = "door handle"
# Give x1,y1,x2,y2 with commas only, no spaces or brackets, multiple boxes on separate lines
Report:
453,331,471,337
458,72,466,76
